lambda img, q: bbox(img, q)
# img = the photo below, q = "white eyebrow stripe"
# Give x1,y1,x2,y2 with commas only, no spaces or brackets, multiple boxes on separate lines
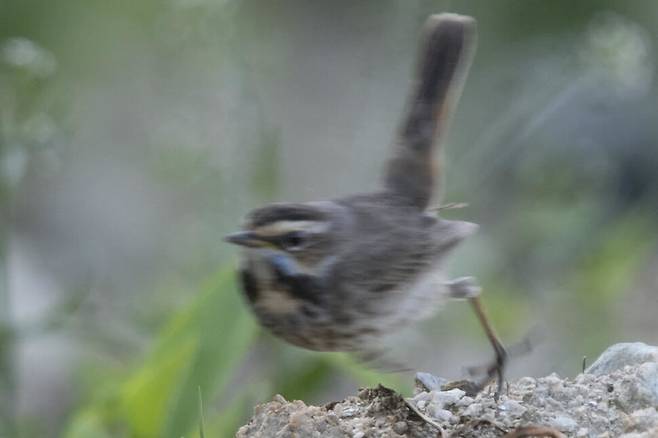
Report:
255,220,330,236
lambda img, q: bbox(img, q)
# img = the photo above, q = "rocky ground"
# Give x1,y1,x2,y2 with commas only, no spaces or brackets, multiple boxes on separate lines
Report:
236,343,658,437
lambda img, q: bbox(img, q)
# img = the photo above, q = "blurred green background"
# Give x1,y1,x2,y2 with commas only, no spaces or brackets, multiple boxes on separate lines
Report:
1,0,657,436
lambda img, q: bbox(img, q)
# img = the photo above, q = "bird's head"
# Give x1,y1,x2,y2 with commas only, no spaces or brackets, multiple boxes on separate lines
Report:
224,202,342,270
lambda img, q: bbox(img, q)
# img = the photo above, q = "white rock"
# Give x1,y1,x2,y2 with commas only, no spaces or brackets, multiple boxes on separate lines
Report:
462,403,483,417
499,399,526,417
620,427,658,438
431,388,465,408
456,396,474,407
551,414,578,432
544,373,562,383
392,421,408,435
586,343,658,376
637,362,658,407
415,372,448,392
337,404,358,418
429,407,454,423
629,407,658,425
517,376,536,387
412,391,431,403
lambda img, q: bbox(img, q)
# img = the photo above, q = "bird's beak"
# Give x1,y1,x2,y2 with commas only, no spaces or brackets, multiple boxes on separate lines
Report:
224,231,263,248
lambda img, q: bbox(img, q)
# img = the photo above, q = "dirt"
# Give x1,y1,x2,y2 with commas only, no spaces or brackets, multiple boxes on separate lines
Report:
236,343,658,437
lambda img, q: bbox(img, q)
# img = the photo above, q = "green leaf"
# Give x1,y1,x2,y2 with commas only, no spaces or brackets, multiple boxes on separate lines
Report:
65,266,257,438
160,268,257,438
64,409,113,438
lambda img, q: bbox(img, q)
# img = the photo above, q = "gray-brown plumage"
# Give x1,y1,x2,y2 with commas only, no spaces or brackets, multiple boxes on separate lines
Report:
226,14,506,391
386,14,475,209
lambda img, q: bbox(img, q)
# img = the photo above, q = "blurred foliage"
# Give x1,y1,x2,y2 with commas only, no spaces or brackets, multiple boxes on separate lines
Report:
62,267,402,438
0,0,657,437
565,212,655,353
64,268,257,438
0,31,60,437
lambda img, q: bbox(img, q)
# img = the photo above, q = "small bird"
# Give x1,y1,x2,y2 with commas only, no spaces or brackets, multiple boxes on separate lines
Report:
225,13,506,393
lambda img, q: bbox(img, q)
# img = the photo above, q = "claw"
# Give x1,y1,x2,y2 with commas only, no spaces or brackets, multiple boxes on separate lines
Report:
465,335,535,400
474,340,507,401
466,295,508,400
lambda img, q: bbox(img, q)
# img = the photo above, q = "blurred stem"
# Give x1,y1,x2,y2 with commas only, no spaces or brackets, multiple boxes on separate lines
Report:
0,179,16,435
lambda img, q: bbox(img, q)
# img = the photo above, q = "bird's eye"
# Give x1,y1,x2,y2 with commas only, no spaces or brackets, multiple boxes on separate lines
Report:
280,231,307,250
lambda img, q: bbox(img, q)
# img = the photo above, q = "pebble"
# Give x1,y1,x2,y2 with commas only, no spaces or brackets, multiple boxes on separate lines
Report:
462,403,483,417
456,395,474,407
628,407,658,430
637,362,658,406
551,414,578,432
392,421,408,435
543,373,563,388
516,376,537,387
431,388,465,408
499,399,526,417
272,394,287,403
429,407,453,423
415,372,448,392
412,391,431,403
337,404,358,418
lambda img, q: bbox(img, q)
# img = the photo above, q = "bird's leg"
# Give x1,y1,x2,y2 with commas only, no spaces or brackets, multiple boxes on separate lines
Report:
446,277,507,400
468,295,507,400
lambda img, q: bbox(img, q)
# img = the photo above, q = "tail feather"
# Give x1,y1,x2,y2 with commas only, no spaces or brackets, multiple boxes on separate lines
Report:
384,14,477,209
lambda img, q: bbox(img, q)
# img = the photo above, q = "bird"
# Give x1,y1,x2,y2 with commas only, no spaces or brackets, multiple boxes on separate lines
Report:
225,13,507,394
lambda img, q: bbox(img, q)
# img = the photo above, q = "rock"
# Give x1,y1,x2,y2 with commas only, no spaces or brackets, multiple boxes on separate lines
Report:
586,342,658,375
427,406,453,422
430,388,465,408
550,413,578,432
456,395,474,407
637,362,658,407
414,372,448,393
392,421,407,435
238,345,658,437
614,362,658,411
335,404,358,418
462,402,483,417
621,428,658,438
627,407,658,430
411,391,431,404
498,399,526,418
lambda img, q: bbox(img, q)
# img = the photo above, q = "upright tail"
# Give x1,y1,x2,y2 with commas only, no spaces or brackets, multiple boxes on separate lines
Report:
384,14,477,209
